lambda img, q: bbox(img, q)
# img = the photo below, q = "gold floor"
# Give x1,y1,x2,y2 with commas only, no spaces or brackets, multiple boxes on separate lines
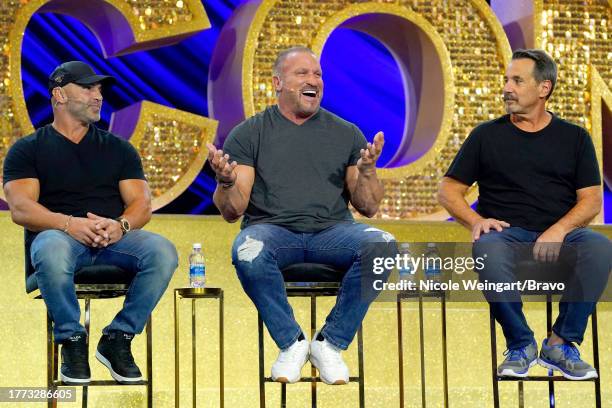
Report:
0,213,609,408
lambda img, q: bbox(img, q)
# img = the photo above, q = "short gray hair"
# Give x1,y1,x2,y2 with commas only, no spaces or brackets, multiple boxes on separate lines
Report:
272,46,316,76
511,48,557,99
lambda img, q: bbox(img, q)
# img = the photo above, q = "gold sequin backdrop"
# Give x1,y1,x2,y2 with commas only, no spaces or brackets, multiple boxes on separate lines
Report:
0,0,608,218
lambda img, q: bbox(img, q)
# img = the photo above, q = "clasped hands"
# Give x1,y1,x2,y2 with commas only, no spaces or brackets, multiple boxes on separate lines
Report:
65,212,123,247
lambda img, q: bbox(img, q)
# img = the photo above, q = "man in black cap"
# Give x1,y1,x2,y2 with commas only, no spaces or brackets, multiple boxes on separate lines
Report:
3,61,178,384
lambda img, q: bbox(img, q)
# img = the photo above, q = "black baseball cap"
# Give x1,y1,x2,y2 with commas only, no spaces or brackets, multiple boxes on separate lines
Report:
48,61,116,93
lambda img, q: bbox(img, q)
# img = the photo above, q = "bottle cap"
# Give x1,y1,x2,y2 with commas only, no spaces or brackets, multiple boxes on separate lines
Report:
193,243,202,250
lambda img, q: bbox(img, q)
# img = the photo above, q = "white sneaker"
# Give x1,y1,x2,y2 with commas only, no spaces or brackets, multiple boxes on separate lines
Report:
271,336,310,383
309,331,349,385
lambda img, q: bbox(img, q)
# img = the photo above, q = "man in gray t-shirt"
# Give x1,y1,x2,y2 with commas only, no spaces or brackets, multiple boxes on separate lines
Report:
207,47,394,385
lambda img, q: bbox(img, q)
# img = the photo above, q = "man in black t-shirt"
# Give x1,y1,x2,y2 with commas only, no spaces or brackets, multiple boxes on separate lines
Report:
3,61,178,385
207,47,395,385
439,49,611,380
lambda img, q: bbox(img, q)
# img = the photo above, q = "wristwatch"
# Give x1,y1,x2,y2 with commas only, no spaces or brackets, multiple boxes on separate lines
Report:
116,217,131,235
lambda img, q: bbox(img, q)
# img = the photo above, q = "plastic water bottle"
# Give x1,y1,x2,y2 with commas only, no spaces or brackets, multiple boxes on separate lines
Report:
424,243,442,284
189,243,206,288
397,243,416,282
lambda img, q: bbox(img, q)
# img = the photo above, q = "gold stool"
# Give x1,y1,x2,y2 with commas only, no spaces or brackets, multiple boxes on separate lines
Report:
174,288,224,408
397,289,449,408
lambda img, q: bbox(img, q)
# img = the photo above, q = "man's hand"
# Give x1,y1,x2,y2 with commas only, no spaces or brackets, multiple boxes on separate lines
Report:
357,132,384,176
65,216,103,247
472,218,510,242
207,143,237,184
86,212,123,247
533,225,567,263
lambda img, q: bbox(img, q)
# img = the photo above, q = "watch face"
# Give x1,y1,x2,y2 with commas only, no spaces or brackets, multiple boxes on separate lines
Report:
119,218,130,233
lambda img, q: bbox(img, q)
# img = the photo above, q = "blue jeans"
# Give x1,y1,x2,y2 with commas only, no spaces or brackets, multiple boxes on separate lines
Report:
473,227,611,349
231,222,395,350
30,229,178,342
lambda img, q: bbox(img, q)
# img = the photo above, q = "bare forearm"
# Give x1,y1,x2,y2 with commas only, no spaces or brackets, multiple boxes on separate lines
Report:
121,198,152,229
351,172,384,217
438,190,483,230
213,185,249,222
551,196,601,234
8,198,67,232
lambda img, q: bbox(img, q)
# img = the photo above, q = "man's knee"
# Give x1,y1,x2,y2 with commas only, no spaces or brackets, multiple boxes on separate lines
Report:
30,230,77,273
472,229,516,259
137,231,178,276
232,225,277,262
231,226,277,281
360,225,396,245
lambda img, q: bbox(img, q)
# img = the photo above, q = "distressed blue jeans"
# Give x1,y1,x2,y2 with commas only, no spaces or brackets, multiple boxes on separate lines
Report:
473,227,611,349
231,222,395,350
30,229,178,342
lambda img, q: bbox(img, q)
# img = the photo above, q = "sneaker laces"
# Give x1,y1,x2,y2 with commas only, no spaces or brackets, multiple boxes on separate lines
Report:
503,346,528,362
560,343,581,362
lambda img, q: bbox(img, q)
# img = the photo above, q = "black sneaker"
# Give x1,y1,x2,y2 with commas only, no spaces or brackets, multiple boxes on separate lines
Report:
60,332,91,384
95,331,143,383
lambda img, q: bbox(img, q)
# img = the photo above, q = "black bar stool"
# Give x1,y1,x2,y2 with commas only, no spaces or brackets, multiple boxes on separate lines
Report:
258,263,365,408
25,237,153,408
490,259,601,408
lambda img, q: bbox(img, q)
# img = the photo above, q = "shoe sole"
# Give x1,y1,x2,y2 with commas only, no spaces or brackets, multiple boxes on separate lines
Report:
95,351,143,384
309,355,348,385
497,359,537,378
60,372,91,385
537,358,598,380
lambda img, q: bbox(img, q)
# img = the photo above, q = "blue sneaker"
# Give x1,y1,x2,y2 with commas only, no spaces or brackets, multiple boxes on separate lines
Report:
497,340,538,378
538,339,598,380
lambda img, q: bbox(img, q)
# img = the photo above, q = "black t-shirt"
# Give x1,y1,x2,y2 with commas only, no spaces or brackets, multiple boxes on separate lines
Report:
445,114,601,232
223,105,367,232
3,124,146,222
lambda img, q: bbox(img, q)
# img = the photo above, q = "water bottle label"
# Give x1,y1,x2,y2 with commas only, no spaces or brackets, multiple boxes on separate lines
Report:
189,264,205,288
190,265,205,276
399,266,414,276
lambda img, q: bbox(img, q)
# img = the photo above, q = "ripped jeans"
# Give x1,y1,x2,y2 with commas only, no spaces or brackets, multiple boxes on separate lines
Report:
231,222,395,350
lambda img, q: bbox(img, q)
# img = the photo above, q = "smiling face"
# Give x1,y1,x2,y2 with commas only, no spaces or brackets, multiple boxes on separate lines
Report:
273,50,323,120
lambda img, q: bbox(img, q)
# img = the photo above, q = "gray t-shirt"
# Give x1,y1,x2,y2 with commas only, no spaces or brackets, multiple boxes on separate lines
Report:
223,105,367,232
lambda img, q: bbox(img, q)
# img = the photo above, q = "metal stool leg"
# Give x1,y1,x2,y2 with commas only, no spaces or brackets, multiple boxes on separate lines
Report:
546,297,555,408
192,299,197,408
220,293,225,408
280,383,287,408
47,313,57,408
418,294,426,408
310,294,317,408
357,325,364,408
441,296,449,408
592,307,601,408
146,316,152,408
490,307,500,408
174,291,180,408
397,296,404,408
83,298,91,408
258,314,266,408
